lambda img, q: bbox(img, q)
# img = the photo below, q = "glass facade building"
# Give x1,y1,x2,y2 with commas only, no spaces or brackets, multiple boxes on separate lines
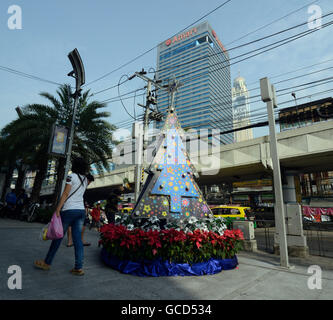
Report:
156,22,233,144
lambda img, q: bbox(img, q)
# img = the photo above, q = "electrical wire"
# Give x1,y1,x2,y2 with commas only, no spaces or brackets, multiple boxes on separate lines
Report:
99,60,333,115
161,19,333,86
109,87,333,160
101,88,145,104
86,10,332,98
0,65,63,86
156,65,333,111
151,11,333,77
246,57,333,87
117,75,137,120
103,19,333,132
225,0,319,46
93,11,332,95
84,0,233,87
181,87,333,131
114,81,333,133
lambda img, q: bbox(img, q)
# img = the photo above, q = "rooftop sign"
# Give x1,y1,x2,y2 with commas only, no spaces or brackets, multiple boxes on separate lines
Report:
212,29,227,53
165,27,197,46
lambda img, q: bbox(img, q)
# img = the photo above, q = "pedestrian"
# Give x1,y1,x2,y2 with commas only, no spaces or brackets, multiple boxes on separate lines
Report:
90,202,102,231
67,173,95,247
5,188,17,218
34,157,90,276
81,202,92,246
16,188,28,219
105,188,122,224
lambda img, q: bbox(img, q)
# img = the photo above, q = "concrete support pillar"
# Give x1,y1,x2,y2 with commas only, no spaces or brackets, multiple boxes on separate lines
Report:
273,169,309,257
282,170,298,204
274,203,309,258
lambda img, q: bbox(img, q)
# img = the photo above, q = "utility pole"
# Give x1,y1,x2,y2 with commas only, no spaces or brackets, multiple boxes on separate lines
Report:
129,69,164,200
60,48,85,195
132,121,144,202
260,77,289,269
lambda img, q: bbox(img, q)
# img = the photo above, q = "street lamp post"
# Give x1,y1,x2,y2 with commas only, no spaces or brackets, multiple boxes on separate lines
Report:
60,48,85,195
260,77,290,269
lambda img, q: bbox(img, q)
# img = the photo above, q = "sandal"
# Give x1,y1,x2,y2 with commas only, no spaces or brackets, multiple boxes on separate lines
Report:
34,260,50,271
66,244,73,247
70,268,85,276
83,242,91,246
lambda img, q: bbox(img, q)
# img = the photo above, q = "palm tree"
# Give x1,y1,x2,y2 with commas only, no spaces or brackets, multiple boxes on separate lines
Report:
2,84,117,203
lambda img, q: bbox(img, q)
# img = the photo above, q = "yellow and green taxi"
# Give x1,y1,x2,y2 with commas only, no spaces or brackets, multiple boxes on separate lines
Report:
120,207,133,214
210,205,256,227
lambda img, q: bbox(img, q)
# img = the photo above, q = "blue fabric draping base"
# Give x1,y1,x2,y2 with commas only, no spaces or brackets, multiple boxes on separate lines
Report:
101,248,238,277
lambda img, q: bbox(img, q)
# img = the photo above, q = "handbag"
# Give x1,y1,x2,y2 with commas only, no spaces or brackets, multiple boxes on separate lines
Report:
39,223,49,241
46,212,64,240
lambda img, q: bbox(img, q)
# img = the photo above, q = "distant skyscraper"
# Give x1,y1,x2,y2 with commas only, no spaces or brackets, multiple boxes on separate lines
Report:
156,21,233,144
232,76,253,142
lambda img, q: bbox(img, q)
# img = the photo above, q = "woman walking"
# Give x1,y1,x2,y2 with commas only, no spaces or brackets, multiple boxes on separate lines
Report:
34,157,89,276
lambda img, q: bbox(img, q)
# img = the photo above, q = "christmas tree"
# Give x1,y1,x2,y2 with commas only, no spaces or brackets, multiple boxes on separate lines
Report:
132,107,212,220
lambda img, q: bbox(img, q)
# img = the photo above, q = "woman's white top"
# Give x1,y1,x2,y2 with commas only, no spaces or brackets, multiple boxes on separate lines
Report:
62,173,88,211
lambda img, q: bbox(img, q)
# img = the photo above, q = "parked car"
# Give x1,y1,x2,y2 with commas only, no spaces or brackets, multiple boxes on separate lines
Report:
210,205,256,228
120,207,133,214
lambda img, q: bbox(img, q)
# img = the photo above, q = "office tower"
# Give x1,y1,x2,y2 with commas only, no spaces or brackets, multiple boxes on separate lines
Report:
156,21,233,144
232,75,253,142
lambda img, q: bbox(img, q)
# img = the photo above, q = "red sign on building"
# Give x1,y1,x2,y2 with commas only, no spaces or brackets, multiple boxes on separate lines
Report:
165,27,197,46
212,29,227,53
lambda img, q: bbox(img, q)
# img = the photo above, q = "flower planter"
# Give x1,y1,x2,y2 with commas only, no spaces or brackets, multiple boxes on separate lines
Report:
101,248,238,277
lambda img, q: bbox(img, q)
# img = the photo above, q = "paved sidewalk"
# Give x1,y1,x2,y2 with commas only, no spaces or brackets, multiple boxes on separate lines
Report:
0,219,332,300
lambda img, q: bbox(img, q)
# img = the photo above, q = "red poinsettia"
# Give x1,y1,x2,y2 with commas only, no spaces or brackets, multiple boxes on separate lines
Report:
145,229,162,249
161,228,187,244
187,229,209,249
99,224,244,263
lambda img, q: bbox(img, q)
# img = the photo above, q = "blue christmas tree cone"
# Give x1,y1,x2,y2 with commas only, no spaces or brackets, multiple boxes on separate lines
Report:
132,107,212,220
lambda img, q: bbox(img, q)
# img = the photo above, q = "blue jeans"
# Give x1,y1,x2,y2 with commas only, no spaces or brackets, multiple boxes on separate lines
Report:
45,209,85,270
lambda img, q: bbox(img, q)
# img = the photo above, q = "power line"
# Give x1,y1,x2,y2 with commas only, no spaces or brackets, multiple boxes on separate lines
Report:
87,10,332,97
101,88,145,104
0,65,63,86
152,11,333,76
161,19,333,86
98,60,333,118
246,57,333,86
91,77,130,96
114,79,333,132
181,87,333,131
106,21,333,131
156,75,333,128
84,0,233,87
117,75,137,120
156,65,333,111
110,87,333,161
225,0,319,46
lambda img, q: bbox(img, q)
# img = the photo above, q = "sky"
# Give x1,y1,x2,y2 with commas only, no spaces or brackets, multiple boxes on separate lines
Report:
0,0,332,141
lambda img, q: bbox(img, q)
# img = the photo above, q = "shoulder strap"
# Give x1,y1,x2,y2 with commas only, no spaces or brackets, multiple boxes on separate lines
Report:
64,174,87,203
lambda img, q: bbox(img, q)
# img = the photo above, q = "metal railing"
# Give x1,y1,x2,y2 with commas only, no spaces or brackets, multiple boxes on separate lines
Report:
254,219,333,258
303,221,333,258
254,220,275,253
